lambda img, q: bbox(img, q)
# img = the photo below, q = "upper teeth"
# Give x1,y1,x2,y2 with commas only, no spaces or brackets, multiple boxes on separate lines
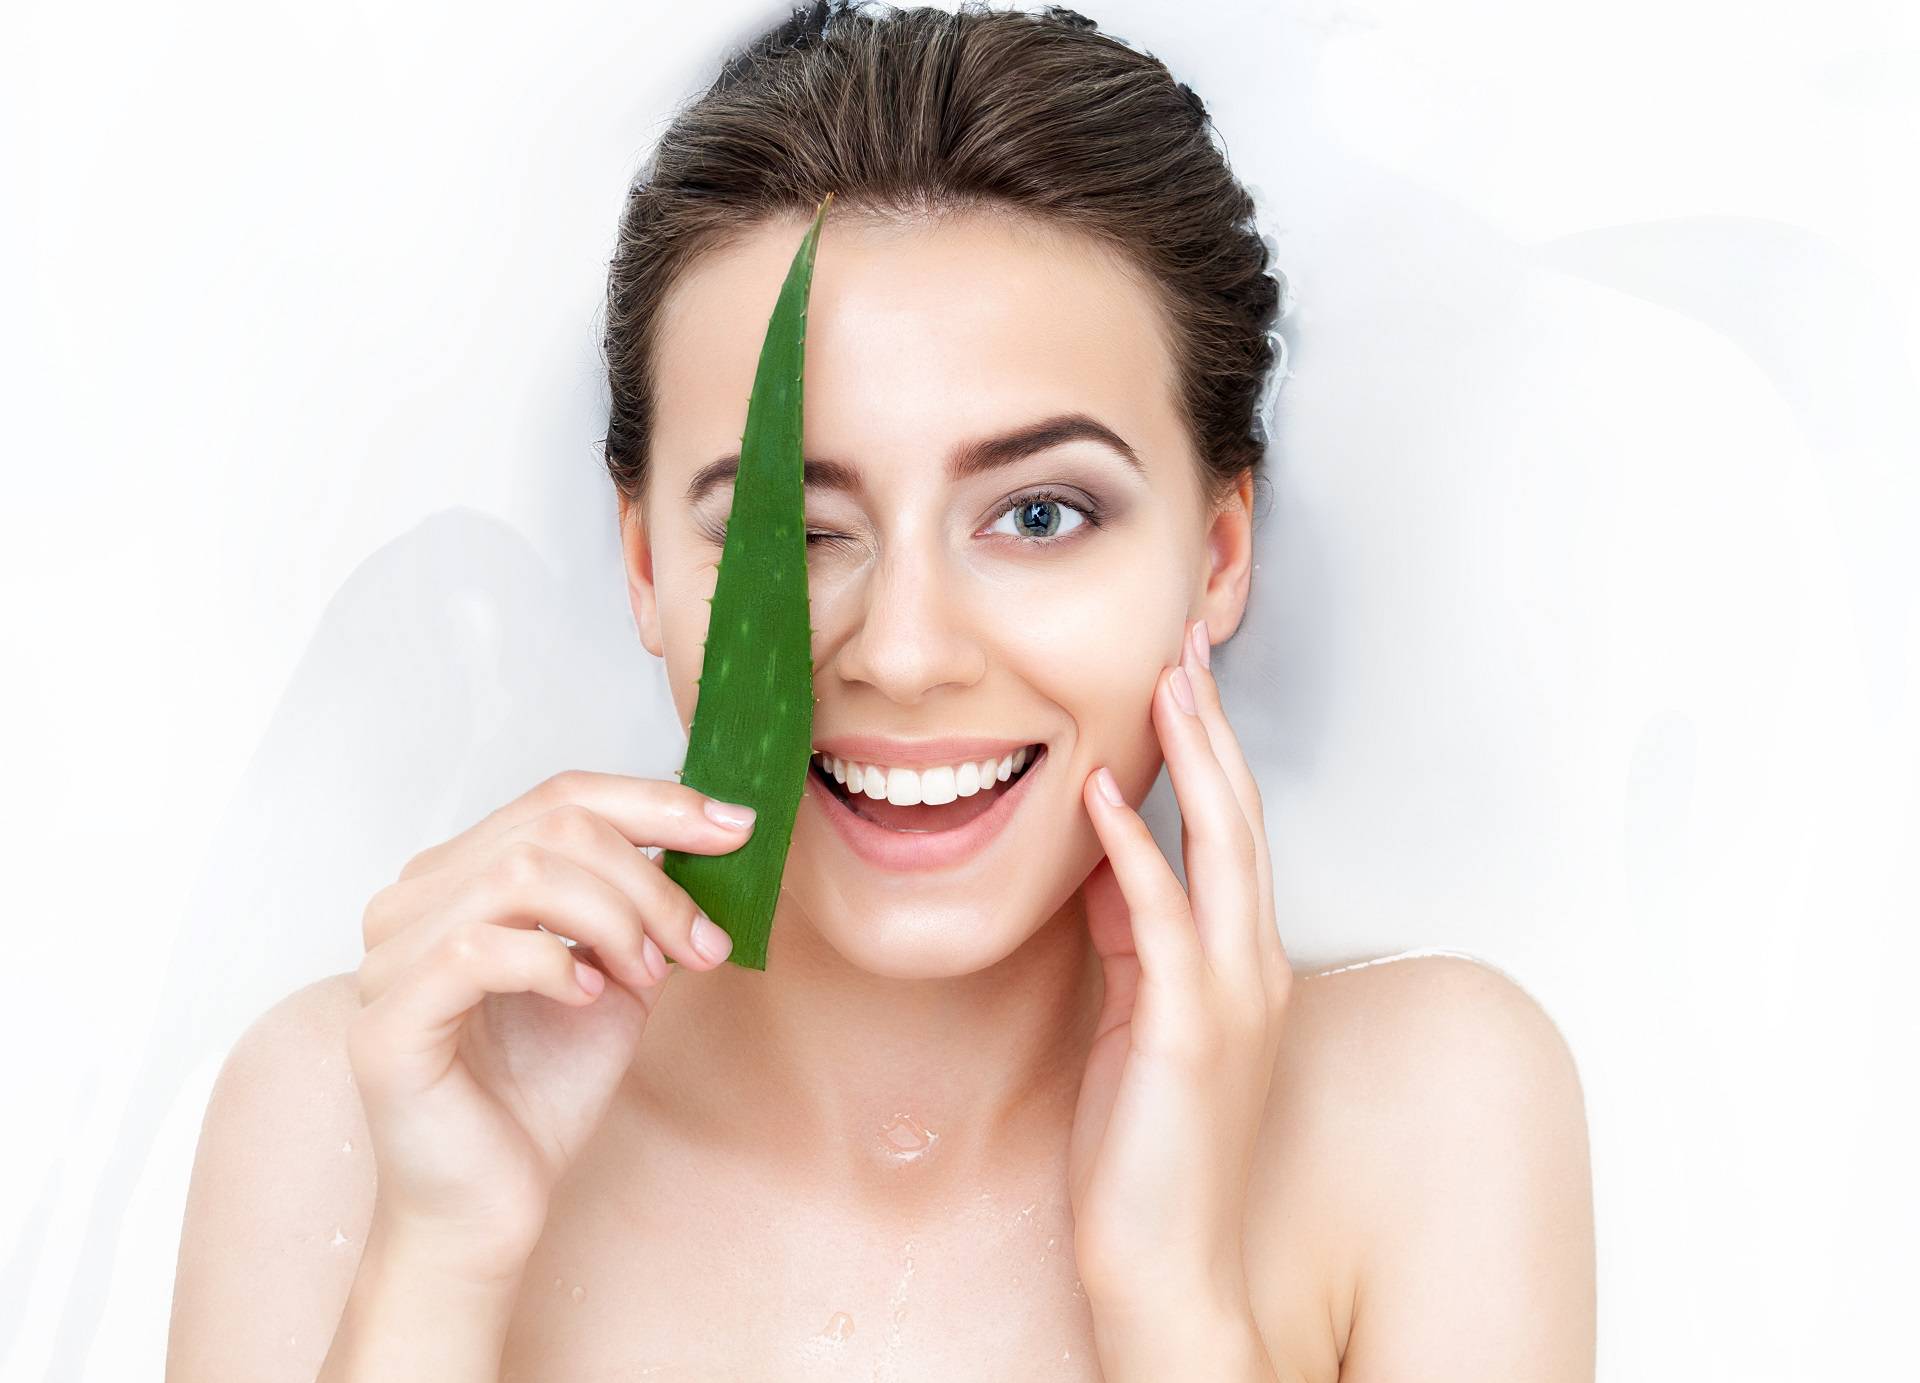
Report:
812,745,1033,806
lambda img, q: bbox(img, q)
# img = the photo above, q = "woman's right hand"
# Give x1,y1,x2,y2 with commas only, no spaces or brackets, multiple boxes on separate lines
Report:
347,769,757,1281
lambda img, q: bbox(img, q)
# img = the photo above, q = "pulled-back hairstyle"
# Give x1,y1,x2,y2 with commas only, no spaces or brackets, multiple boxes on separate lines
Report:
601,0,1286,517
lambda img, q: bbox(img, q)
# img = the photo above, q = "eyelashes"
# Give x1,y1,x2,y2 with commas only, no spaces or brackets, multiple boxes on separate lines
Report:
982,487,1103,546
702,487,1107,552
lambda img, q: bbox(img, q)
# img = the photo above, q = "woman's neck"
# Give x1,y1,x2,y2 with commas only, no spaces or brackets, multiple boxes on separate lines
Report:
621,886,1105,1211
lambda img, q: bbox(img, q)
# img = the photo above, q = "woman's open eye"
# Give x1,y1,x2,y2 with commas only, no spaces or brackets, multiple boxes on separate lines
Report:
985,488,1102,545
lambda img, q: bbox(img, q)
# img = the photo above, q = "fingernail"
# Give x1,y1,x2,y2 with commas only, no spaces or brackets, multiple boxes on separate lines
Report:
573,960,605,997
691,911,733,964
641,934,668,983
1170,666,1197,715
1192,618,1211,669
704,798,756,830
1095,766,1125,806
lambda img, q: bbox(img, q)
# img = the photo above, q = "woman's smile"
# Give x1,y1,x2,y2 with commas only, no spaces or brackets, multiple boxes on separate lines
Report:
805,739,1051,870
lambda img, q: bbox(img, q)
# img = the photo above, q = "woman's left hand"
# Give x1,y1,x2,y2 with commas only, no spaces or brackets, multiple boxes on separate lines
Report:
1067,615,1295,1317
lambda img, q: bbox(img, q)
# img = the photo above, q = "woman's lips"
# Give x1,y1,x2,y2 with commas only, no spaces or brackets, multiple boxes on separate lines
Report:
804,745,1048,872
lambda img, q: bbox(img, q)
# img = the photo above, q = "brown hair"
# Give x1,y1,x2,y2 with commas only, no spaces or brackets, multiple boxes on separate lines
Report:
600,0,1286,518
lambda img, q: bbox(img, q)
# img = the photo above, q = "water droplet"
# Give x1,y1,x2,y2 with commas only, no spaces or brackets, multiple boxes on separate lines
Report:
1062,1346,1072,1361
328,1226,350,1248
879,1111,939,1162
286,1334,297,1347
881,1239,917,1339
340,1138,353,1154
571,1284,587,1304
1012,1275,1021,1287
552,1277,564,1290
1046,1235,1059,1252
1016,1200,1037,1223
801,1309,856,1361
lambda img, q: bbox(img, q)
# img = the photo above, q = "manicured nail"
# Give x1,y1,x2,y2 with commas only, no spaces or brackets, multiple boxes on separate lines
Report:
1170,666,1197,715
573,960,606,997
704,798,756,830
1095,766,1125,806
1192,618,1211,669
691,911,733,964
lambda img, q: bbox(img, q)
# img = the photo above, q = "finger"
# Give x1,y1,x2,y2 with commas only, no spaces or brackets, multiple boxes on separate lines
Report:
370,795,747,974
1080,857,1141,1042
1185,620,1274,921
361,839,671,1005
498,804,731,974
399,769,758,883
1155,654,1263,991
1185,619,1289,990
355,920,602,1095
1081,763,1205,994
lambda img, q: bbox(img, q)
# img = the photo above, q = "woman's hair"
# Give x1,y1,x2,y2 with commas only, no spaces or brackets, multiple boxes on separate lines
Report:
600,0,1286,516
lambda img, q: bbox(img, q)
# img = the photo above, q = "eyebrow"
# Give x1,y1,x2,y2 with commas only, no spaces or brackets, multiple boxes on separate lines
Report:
680,411,1146,508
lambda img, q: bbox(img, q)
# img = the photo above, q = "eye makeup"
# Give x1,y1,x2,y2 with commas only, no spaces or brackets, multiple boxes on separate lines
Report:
980,486,1105,545
695,482,1113,552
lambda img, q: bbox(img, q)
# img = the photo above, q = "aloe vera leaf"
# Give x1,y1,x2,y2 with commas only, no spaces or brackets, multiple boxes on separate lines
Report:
659,194,833,972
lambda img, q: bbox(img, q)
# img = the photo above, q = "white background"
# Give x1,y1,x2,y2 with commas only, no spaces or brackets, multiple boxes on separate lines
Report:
4,0,1915,1377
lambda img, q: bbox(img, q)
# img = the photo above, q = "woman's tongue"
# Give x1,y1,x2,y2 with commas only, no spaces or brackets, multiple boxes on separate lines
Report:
842,772,1011,832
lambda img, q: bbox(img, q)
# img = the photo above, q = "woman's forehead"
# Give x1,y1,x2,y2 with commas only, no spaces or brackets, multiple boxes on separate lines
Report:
651,211,1182,484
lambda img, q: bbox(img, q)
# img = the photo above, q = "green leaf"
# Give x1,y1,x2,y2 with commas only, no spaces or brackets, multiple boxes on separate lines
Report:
659,193,833,971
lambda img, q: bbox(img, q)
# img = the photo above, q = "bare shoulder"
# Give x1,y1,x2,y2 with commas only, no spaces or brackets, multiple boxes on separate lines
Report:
1272,952,1595,1381
1288,950,1583,1106
167,971,376,1382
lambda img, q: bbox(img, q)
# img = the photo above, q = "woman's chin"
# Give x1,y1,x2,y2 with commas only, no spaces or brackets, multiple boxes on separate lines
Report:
835,907,1027,978
772,858,1037,978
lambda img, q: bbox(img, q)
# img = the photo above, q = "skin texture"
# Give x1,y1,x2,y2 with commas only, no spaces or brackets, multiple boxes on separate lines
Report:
166,206,1597,1381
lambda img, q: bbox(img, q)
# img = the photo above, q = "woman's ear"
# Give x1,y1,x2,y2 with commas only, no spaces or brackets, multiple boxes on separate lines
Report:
1198,468,1257,642
617,490,665,659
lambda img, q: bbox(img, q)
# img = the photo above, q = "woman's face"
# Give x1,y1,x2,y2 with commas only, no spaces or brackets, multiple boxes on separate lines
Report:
621,209,1253,977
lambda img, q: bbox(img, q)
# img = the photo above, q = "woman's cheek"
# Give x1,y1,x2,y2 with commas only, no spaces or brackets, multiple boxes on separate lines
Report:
1045,638,1167,770
659,576,720,731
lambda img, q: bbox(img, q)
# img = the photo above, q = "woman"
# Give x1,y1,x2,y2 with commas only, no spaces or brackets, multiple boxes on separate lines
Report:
168,3,1595,1379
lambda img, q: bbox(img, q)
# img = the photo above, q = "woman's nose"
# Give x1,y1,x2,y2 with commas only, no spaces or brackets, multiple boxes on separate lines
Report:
826,549,987,703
